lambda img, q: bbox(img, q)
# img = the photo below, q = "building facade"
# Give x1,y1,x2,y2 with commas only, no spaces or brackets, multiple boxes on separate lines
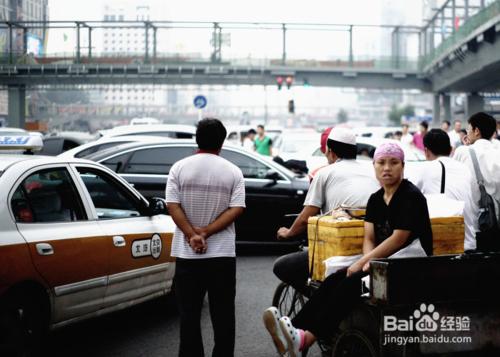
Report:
100,2,164,109
0,0,49,116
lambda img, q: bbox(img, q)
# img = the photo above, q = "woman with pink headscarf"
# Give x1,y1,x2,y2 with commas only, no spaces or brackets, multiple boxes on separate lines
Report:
262,142,433,357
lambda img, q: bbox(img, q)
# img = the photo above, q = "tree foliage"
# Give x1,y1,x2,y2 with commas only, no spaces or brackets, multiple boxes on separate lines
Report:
388,104,415,125
337,108,349,123
43,90,90,105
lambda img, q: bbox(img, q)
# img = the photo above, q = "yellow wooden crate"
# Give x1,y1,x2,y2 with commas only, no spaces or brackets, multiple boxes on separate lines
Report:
431,216,465,255
308,216,465,281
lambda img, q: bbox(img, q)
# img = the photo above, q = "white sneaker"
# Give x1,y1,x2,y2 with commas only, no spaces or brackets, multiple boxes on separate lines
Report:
279,316,303,357
263,307,287,355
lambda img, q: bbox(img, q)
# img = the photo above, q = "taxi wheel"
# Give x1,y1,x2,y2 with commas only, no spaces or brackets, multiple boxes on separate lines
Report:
0,293,47,357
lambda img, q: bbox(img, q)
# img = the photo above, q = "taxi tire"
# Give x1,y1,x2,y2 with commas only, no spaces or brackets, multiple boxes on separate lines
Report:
0,292,47,357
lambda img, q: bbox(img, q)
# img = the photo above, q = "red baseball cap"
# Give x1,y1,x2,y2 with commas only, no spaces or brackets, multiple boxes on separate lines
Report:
320,127,333,154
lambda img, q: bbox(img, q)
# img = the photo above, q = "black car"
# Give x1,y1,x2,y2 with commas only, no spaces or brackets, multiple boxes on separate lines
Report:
85,140,310,244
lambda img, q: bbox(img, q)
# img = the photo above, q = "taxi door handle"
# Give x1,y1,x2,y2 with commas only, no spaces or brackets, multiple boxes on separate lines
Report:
113,236,126,247
36,243,54,256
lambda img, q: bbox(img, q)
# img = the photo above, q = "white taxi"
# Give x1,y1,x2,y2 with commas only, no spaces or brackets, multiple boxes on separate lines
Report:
0,135,176,356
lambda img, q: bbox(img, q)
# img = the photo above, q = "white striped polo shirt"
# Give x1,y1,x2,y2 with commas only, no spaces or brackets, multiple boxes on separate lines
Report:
165,153,246,259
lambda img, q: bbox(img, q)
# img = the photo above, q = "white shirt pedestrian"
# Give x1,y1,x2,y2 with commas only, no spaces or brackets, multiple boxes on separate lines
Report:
410,157,478,251
448,130,461,148
242,137,255,151
454,139,500,229
401,133,414,146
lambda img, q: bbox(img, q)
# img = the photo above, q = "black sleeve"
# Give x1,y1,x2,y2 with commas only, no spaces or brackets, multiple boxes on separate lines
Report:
364,193,377,223
269,138,273,146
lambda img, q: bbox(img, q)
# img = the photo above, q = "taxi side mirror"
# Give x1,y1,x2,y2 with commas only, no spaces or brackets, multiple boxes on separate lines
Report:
147,197,168,216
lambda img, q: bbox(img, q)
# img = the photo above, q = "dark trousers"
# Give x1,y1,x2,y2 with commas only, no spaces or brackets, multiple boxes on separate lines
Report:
291,268,367,340
273,250,310,295
175,257,236,357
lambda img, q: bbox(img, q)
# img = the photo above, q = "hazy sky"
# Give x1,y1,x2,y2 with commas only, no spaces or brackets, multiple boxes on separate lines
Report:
48,0,423,24
46,0,424,57
44,1,428,120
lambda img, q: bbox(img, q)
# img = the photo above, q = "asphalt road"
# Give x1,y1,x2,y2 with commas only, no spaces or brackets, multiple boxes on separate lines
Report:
43,254,322,357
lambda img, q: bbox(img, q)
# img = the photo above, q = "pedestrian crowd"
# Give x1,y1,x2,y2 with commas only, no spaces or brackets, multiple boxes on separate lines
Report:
164,112,500,357
263,111,500,356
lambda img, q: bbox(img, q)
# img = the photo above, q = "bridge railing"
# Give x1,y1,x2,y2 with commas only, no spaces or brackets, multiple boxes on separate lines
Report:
0,51,421,72
0,21,421,72
420,0,500,71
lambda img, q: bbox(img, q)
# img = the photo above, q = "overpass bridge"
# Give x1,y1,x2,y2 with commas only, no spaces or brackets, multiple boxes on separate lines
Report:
2,0,500,127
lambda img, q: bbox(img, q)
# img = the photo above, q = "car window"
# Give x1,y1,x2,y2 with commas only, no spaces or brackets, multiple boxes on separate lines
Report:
101,152,131,172
220,150,277,179
124,147,195,174
39,138,64,156
76,167,147,219
11,168,87,223
357,143,376,158
76,141,128,158
62,139,81,152
176,132,195,139
312,147,323,157
121,131,194,138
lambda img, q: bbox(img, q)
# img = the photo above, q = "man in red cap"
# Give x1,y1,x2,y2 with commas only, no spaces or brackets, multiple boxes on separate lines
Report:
307,127,332,181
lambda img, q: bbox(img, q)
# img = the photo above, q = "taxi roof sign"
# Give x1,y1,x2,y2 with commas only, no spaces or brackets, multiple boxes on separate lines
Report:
0,134,43,152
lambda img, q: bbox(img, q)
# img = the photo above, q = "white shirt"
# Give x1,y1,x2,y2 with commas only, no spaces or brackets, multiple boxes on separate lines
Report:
242,137,255,151
448,130,461,148
410,157,478,251
401,133,414,145
165,153,246,259
454,139,500,232
304,160,380,213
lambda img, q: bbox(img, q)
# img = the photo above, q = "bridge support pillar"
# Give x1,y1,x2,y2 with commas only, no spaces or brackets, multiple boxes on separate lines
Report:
465,93,484,118
443,94,452,122
433,93,441,125
8,85,26,129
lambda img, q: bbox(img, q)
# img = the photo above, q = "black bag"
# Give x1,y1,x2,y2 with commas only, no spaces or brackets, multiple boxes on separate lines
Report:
477,184,499,233
470,148,500,251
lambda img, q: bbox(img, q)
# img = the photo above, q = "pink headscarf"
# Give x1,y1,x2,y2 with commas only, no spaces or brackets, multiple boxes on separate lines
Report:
373,142,405,162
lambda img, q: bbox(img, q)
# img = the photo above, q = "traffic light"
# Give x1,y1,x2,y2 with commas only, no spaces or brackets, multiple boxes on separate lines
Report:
285,76,293,89
276,76,283,90
288,99,295,114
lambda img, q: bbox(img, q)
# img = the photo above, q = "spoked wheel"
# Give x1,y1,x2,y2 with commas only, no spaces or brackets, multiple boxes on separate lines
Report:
272,281,307,319
331,329,378,357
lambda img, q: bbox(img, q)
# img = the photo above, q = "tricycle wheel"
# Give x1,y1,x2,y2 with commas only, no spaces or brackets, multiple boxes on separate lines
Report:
272,281,307,319
331,329,378,357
